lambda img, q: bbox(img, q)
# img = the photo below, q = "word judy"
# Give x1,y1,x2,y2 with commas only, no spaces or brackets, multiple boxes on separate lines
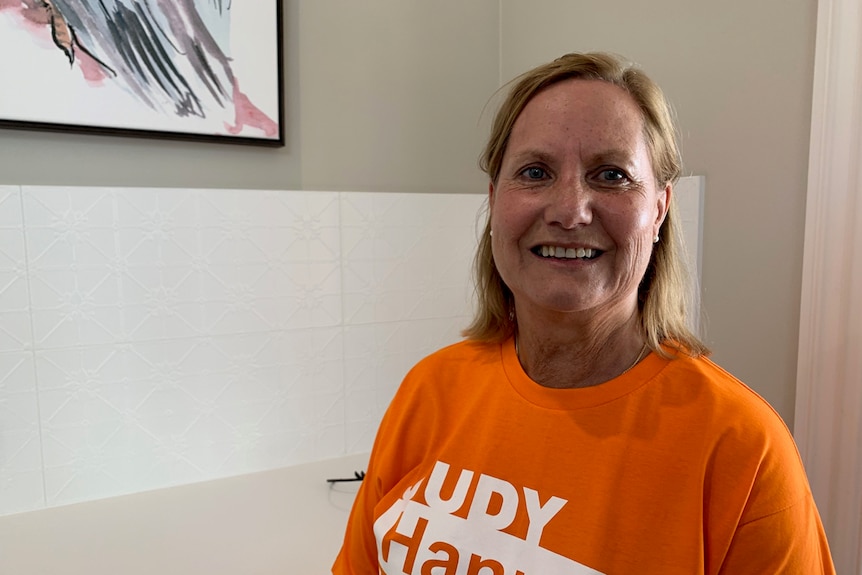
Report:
374,461,595,575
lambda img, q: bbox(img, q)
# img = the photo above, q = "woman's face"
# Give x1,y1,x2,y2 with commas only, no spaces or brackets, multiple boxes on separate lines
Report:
489,78,670,321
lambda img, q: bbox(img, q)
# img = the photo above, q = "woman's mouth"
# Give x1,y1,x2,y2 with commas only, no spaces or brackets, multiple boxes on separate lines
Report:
532,245,602,260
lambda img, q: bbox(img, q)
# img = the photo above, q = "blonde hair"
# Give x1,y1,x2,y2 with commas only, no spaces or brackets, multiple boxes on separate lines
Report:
463,52,708,358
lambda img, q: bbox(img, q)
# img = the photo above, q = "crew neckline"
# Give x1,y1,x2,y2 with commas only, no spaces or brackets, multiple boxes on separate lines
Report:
500,336,668,410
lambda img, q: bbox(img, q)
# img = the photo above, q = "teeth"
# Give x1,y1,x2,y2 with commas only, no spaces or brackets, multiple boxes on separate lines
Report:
538,245,596,259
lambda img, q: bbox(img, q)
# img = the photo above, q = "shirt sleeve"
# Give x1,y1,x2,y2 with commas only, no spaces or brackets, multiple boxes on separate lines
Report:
718,493,835,574
331,473,381,574
332,354,443,574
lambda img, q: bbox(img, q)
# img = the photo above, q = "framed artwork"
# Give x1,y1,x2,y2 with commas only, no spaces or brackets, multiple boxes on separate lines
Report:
0,0,284,146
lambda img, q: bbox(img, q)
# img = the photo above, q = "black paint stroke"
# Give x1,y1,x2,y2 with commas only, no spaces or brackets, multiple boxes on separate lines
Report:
46,0,236,119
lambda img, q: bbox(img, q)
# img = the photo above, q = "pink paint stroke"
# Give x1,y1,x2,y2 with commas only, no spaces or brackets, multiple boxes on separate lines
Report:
225,77,279,138
0,2,51,37
0,1,109,85
74,47,110,85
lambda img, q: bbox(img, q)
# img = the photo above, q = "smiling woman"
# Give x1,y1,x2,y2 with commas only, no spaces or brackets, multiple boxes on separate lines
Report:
333,52,836,575
487,79,670,387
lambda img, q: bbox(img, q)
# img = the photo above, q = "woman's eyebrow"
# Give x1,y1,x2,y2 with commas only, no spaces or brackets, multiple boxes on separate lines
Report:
585,149,638,166
505,147,642,172
506,148,555,165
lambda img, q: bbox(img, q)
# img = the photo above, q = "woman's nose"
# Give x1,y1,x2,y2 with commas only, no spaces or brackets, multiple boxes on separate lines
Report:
544,179,592,229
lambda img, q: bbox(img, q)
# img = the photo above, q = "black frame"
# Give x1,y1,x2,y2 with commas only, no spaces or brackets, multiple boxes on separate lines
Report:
0,1,285,148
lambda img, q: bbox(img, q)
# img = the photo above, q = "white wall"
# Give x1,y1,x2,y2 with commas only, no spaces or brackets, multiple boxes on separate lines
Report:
500,0,817,426
0,185,484,518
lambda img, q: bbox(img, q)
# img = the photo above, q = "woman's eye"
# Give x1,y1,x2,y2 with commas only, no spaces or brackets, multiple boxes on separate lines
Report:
521,167,547,180
598,169,627,182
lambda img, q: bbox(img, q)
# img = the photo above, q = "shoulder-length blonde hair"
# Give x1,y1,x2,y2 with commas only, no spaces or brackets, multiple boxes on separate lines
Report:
462,52,708,358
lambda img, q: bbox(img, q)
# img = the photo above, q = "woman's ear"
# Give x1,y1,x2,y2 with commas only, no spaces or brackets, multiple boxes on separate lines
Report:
655,182,672,231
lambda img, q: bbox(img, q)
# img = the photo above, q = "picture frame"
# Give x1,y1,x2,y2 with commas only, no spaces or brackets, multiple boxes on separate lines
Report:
0,0,284,147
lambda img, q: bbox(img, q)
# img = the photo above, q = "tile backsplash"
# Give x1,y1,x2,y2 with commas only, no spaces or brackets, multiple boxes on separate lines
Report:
0,185,485,516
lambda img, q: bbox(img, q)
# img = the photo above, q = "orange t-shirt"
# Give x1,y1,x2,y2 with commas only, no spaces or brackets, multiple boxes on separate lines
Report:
333,339,834,574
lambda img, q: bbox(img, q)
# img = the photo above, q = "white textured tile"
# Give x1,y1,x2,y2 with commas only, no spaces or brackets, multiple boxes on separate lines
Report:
43,448,172,508
0,351,44,516
253,328,345,462
0,467,45,517
0,186,22,226
36,344,173,501
341,192,483,324
119,266,207,340
27,257,124,348
264,262,343,330
345,418,379,455
197,189,340,264
315,422,347,460
195,190,342,332
0,187,25,268
0,351,39,423
36,326,345,504
340,191,482,228
343,318,467,453
0,187,32,352
23,188,346,346
114,188,201,264
12,186,494,510
23,188,195,347
0,311,31,353
22,187,119,270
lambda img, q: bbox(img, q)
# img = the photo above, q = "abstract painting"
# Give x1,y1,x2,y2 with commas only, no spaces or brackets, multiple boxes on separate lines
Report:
0,1,283,146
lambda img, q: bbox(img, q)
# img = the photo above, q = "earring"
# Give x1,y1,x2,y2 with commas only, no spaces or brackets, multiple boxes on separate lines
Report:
653,235,659,244
490,230,494,237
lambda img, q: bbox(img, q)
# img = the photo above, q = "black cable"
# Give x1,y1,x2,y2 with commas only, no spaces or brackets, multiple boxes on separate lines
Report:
326,470,366,484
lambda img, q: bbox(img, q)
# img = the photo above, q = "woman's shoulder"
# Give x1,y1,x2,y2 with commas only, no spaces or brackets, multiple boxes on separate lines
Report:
660,353,785,418
663,352,803,456
652,352,799,457
388,339,504,407
663,355,817,525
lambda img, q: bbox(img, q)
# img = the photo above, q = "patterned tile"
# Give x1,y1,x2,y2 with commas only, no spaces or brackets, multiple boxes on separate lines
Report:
22,187,345,348
341,192,484,324
6,186,506,510
0,352,44,516
0,187,32,352
23,187,123,349
28,267,124,348
343,317,468,453
21,186,119,270
114,187,203,267
35,326,345,505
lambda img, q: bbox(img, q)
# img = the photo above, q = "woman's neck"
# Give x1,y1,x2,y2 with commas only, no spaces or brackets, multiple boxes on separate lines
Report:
514,305,646,389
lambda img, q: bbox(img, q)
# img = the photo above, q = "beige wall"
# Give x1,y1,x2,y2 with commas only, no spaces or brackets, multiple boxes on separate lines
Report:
501,0,817,425
0,0,497,194
298,1,498,193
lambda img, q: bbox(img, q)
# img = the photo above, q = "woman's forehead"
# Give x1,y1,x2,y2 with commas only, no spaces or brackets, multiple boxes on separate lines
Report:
506,79,648,159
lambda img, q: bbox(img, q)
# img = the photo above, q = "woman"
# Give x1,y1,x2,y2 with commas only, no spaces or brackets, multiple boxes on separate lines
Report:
333,52,834,574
